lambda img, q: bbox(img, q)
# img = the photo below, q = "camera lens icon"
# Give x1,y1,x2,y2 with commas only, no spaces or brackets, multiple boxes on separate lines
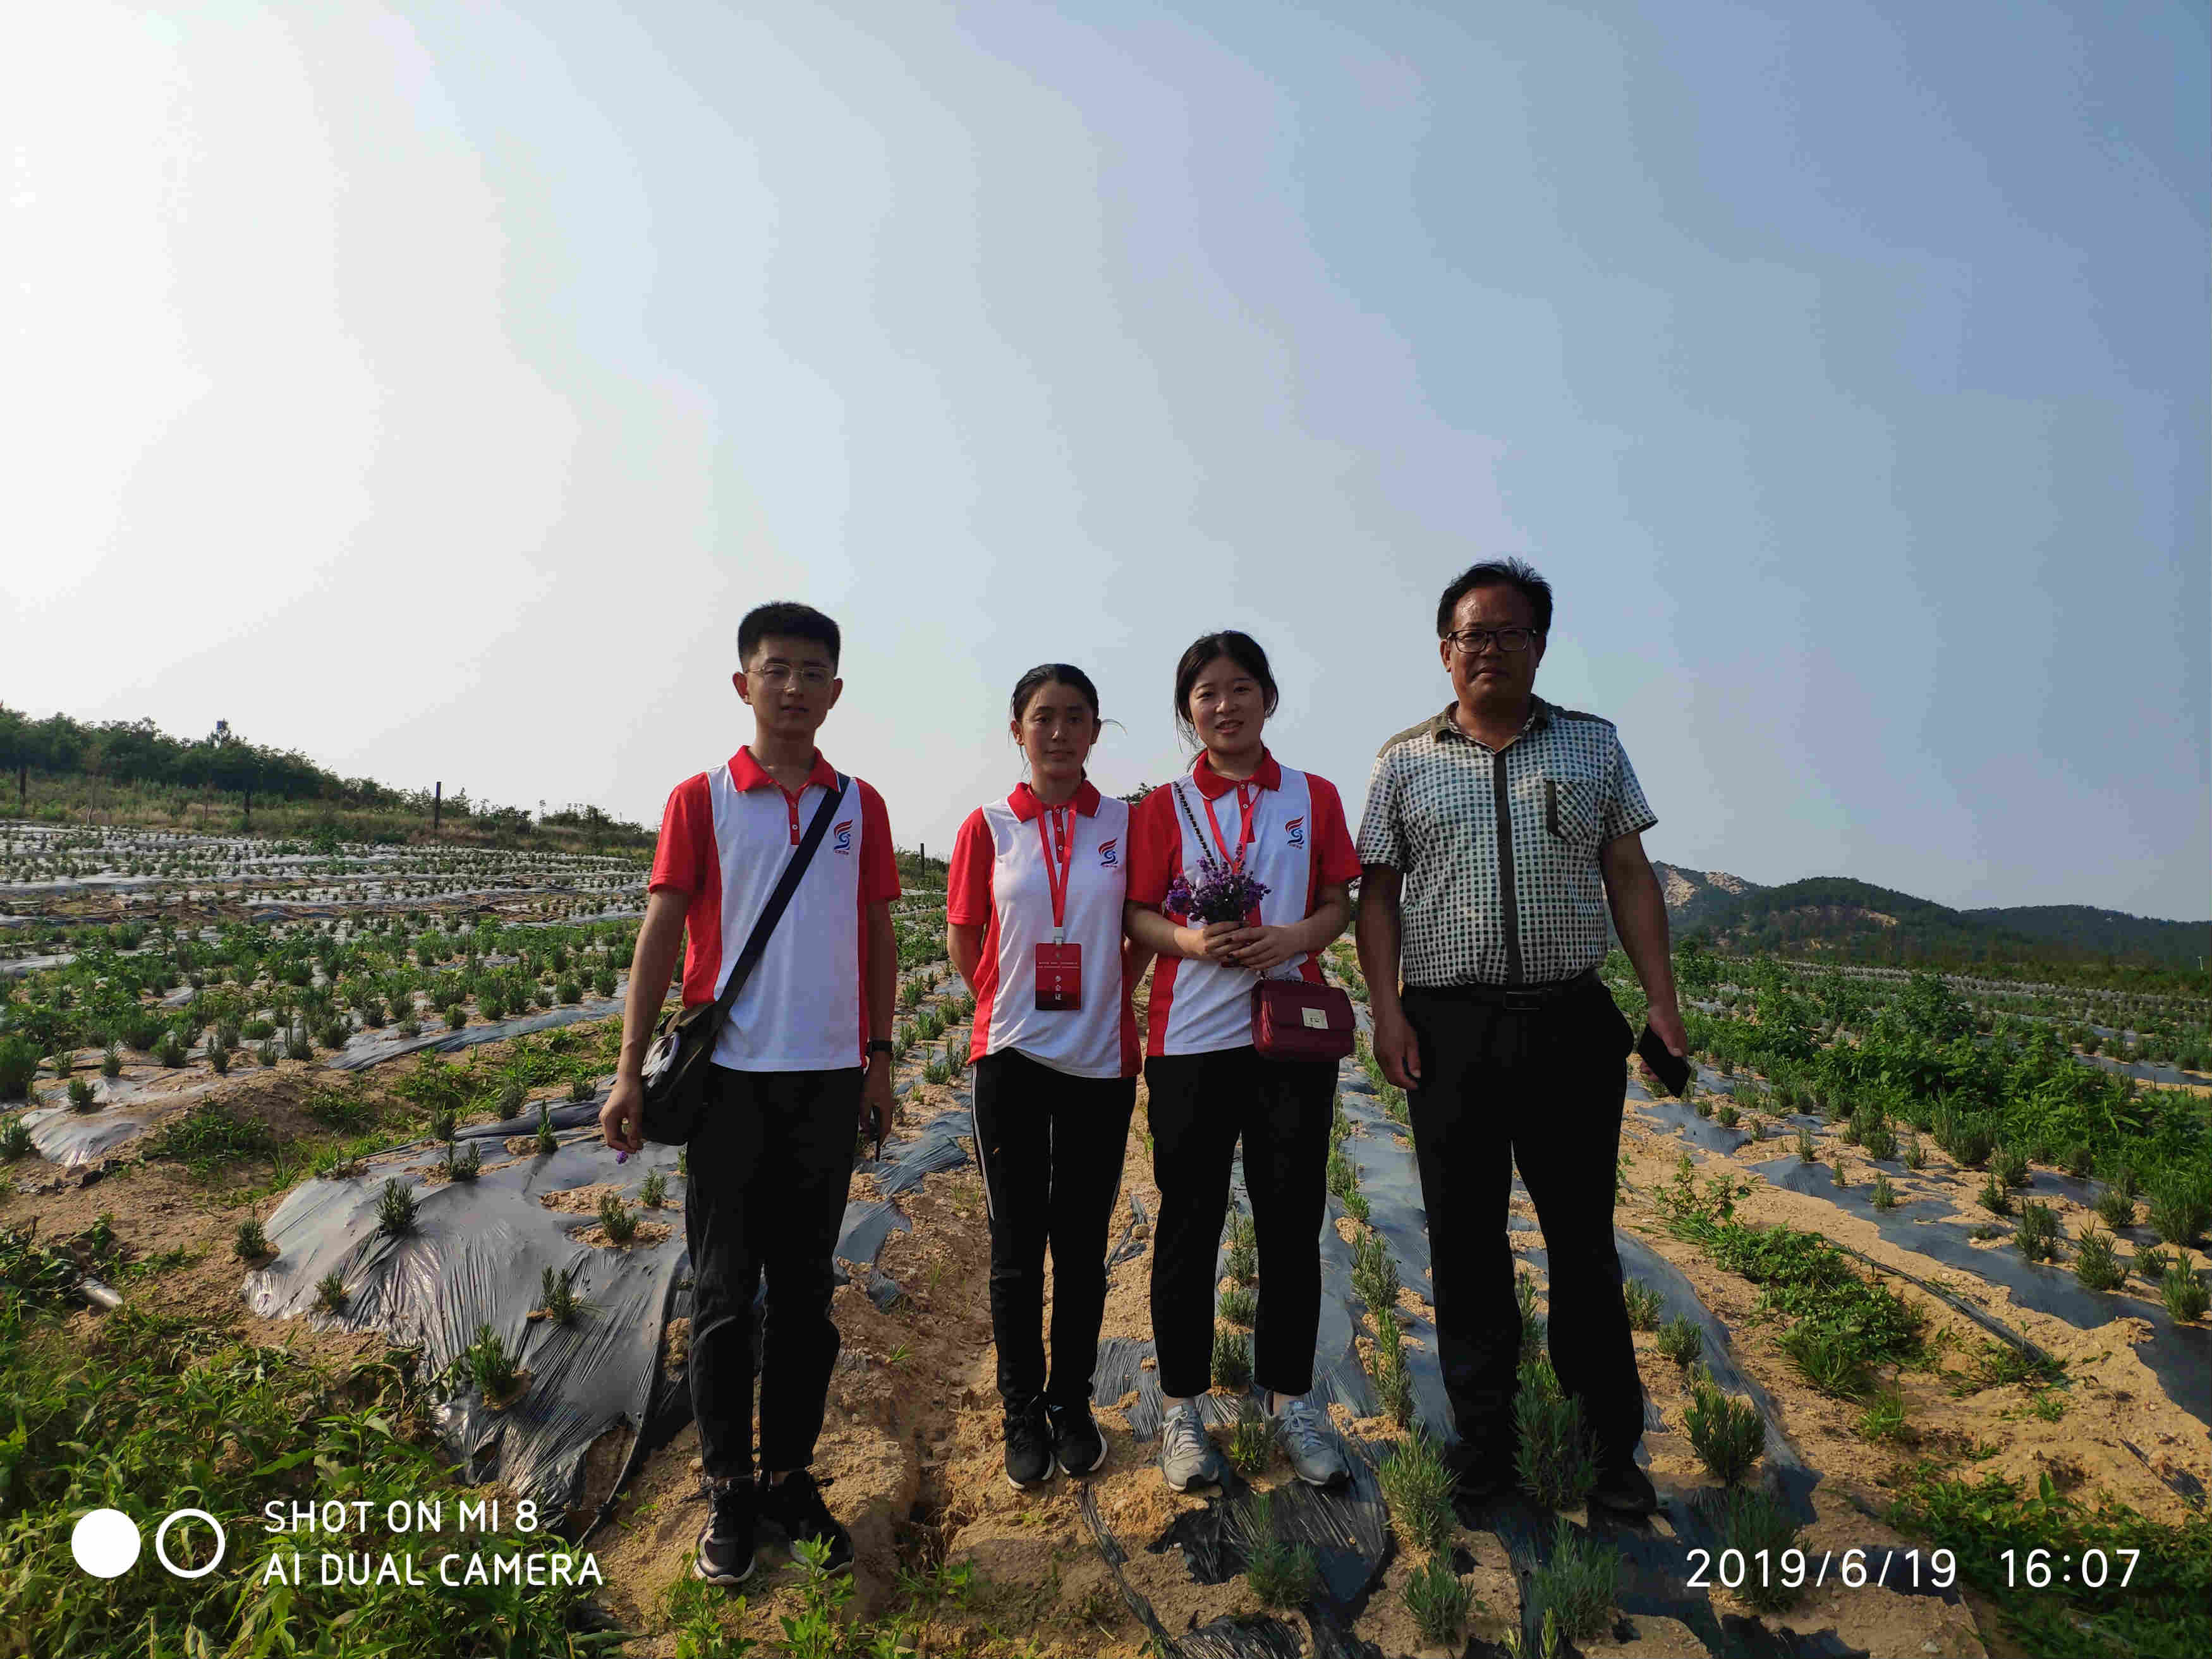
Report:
71,1508,227,1579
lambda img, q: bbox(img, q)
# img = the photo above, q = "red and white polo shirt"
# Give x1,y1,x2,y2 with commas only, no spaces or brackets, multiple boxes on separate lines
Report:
1127,749,1361,1058
648,747,899,1072
947,779,1139,1079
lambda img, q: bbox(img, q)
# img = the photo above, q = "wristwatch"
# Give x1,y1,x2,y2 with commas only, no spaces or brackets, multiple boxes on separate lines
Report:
866,1040,894,1059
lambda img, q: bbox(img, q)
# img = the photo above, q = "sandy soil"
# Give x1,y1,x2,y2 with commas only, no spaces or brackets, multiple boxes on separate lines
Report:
11,968,2211,1659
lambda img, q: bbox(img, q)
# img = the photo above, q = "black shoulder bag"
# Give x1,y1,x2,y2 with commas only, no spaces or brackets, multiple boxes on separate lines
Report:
635,772,849,1145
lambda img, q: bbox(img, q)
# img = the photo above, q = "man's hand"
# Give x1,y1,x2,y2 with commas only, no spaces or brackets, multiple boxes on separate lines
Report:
1373,1003,1422,1091
1646,1000,1689,1059
601,1074,645,1155
861,1055,895,1148
1224,924,1299,971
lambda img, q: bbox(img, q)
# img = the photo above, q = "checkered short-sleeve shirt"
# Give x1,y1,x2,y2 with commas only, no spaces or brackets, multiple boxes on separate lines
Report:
1354,696,1656,987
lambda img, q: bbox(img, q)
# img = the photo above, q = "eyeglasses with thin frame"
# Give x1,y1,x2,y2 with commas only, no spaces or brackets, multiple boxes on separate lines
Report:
749,661,832,688
1445,627,1541,655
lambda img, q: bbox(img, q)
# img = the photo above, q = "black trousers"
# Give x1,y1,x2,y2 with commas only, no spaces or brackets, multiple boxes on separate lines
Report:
686,1063,860,1483
1402,980,1644,1469
1146,1043,1336,1399
971,1049,1138,1409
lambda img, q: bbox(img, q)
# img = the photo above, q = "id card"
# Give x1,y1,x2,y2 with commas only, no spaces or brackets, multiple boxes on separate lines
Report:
1035,942,1083,1011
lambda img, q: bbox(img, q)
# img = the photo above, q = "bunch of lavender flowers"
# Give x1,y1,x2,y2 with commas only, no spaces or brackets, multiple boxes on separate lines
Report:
1164,853,1271,925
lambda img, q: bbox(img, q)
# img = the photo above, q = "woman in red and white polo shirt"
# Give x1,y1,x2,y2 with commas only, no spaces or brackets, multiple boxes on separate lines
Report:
1124,629,1360,1493
949,664,1144,1492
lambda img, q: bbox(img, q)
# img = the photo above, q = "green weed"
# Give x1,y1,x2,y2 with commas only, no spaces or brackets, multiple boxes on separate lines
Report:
1857,1390,1909,1443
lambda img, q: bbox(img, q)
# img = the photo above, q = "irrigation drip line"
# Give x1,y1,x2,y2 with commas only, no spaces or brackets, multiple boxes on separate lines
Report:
1814,1237,2055,1364
1744,1155,2212,1433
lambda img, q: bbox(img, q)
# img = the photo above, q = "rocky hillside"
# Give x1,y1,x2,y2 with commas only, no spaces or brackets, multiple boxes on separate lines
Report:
1649,862,1763,933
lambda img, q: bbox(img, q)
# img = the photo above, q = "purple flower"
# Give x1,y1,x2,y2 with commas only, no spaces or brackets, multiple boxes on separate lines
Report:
1164,856,1270,925
616,1148,629,1164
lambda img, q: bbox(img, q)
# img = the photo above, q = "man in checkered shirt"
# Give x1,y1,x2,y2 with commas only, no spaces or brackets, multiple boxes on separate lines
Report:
1354,558,1688,1517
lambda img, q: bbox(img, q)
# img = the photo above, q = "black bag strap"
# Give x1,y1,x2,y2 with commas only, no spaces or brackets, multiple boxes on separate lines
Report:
1169,779,1213,868
707,772,849,1022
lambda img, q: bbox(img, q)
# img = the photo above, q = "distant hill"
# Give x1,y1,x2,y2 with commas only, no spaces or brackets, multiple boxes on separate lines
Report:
1655,872,2208,969
1961,904,2210,968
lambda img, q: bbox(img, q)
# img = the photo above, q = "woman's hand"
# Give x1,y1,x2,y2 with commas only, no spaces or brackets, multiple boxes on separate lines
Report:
1179,920,1246,961
1223,924,1299,971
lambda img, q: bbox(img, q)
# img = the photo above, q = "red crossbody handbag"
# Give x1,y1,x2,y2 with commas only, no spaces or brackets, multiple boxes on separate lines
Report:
1251,976,1356,1062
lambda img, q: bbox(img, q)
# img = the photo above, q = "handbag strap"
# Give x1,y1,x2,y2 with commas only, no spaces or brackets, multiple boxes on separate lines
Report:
1176,776,1301,981
1169,779,1212,870
708,772,851,1021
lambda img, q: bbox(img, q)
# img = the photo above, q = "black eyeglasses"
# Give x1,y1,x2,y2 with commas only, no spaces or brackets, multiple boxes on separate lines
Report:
1445,627,1540,655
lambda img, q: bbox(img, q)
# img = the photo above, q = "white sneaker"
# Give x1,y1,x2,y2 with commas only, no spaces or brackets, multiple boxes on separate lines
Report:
1158,1399,1224,1492
1266,1391,1347,1487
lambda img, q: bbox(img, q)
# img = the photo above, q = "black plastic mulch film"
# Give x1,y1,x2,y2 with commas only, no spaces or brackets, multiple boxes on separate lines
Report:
211,954,2192,1656
240,968,978,1543
1076,1004,1936,1659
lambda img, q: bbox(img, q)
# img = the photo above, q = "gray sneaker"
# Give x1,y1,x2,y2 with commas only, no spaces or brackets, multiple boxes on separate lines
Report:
1158,1399,1224,1492
1266,1392,1348,1487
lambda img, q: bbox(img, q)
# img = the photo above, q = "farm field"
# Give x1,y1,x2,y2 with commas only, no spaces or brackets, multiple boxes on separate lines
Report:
3,821,2210,1658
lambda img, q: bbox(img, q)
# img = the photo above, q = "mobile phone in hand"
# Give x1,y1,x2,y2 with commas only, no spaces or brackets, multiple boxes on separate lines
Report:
1636,1024,1692,1098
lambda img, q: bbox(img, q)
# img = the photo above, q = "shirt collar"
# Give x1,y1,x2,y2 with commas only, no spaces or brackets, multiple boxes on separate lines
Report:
1008,777,1102,821
1431,696,1552,744
728,746,839,795
1191,747,1282,799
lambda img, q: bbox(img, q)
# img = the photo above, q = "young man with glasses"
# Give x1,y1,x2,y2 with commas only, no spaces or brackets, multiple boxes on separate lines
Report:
1352,560,1689,1516
602,600,899,1586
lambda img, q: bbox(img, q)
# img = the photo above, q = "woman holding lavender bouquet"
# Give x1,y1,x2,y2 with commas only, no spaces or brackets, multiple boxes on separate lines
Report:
1124,630,1362,1492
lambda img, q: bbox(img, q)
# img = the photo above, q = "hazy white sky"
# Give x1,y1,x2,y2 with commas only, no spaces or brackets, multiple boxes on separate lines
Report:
5,1,2205,918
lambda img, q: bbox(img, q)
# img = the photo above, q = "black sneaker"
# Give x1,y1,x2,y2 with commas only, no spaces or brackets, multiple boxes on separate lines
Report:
1445,1443,1515,1510
1046,1399,1108,1477
757,1469,854,1574
1005,1396,1054,1490
1591,1457,1658,1517
693,1478,755,1585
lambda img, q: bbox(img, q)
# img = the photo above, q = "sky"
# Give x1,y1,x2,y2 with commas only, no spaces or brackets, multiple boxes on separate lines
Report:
4,1,2205,920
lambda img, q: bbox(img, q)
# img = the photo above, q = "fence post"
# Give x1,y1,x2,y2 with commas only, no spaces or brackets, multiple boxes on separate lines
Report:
434,781,442,838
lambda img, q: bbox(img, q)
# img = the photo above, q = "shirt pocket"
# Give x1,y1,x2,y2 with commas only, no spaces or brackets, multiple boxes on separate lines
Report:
1543,777,1600,849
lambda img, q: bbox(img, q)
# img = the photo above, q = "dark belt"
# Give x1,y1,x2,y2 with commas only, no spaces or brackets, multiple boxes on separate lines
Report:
1406,966,1601,1014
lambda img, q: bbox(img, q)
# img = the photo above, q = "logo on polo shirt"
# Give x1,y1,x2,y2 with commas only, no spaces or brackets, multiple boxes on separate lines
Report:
1284,817,1306,848
1098,839,1118,866
833,819,853,853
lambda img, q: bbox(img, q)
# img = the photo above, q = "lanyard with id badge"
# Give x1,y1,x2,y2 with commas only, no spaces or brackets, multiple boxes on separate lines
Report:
1034,800,1083,1010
